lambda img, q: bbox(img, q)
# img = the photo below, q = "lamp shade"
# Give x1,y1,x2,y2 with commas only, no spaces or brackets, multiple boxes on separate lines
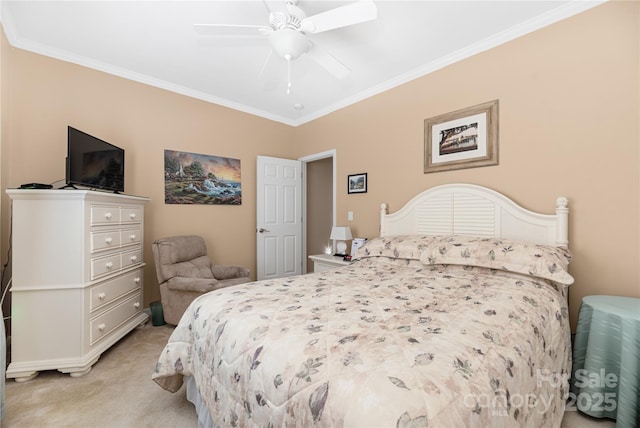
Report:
330,226,353,241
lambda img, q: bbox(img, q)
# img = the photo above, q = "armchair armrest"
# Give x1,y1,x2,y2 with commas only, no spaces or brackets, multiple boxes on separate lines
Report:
166,277,219,293
212,264,250,280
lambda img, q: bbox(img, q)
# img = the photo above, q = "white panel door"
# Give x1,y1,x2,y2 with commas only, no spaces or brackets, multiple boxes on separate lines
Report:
256,156,302,280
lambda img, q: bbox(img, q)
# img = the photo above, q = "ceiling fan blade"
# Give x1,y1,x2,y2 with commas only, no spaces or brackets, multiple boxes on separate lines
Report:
300,1,377,34
306,45,351,79
257,50,283,91
262,1,288,18
197,36,269,49
258,50,275,81
193,24,271,37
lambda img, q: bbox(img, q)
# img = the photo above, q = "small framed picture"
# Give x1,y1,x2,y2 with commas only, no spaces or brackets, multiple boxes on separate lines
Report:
348,173,367,194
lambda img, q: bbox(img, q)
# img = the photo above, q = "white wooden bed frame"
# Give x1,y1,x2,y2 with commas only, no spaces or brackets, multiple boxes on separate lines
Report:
380,183,568,247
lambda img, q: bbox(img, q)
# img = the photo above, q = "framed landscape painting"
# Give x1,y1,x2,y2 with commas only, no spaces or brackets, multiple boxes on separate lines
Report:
424,100,499,173
164,150,241,205
348,173,367,194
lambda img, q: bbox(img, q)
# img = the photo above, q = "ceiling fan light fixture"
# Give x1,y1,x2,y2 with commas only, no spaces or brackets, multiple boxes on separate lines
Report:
195,0,378,90
269,28,309,60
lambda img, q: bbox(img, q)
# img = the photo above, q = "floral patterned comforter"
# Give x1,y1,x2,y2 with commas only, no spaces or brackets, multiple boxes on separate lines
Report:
153,235,572,427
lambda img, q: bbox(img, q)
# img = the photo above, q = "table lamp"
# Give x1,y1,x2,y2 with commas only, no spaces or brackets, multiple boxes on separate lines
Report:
330,226,353,256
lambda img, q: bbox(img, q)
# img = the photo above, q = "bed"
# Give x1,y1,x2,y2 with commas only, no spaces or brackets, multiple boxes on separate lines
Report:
153,183,573,427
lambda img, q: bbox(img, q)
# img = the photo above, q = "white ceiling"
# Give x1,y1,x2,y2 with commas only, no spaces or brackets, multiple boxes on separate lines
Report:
1,1,604,126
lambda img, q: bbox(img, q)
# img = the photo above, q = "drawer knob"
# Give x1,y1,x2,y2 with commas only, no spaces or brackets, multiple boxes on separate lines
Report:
134,302,140,309
105,237,113,244
98,323,106,332
104,212,112,220
98,292,106,300
134,277,141,284
105,262,114,269
129,213,136,220
129,234,137,241
130,255,138,263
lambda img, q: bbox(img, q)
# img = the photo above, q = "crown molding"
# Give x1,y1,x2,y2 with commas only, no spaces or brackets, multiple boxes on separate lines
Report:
293,0,607,126
1,1,607,127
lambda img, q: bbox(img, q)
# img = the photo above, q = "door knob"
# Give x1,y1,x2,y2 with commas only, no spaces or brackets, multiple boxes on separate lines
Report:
258,228,270,233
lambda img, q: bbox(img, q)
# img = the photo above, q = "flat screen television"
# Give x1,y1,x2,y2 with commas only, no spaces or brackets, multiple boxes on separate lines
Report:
66,126,125,193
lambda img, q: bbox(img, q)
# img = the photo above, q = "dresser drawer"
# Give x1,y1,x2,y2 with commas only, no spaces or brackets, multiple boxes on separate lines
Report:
91,229,122,253
91,205,121,226
120,227,142,247
91,254,122,279
90,291,142,345
90,269,143,313
121,206,142,224
121,248,143,268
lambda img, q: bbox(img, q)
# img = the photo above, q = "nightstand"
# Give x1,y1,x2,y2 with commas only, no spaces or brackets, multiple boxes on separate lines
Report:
308,254,352,272
571,295,640,427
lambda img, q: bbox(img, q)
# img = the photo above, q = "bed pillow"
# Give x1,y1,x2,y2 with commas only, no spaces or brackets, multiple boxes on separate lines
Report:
418,235,574,285
353,235,439,261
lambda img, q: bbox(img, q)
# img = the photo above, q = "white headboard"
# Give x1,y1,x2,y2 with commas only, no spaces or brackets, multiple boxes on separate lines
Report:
380,183,568,247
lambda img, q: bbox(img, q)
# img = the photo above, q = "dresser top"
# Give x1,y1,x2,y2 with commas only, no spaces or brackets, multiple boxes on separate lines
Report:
6,189,150,203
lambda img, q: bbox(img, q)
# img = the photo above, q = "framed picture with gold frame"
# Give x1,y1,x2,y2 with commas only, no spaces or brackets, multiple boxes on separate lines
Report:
424,100,499,173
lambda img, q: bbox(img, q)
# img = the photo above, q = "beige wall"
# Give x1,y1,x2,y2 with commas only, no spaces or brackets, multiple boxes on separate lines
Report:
0,20,6,321
0,34,294,305
1,1,638,330
292,1,640,328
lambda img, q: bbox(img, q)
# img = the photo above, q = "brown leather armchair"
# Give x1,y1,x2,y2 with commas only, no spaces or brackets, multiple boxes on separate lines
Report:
152,235,251,325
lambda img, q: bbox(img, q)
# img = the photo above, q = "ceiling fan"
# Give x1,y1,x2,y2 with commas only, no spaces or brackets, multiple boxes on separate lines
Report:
194,1,378,94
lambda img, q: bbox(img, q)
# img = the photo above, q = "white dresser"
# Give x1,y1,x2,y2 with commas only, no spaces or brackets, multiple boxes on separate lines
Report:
6,189,150,381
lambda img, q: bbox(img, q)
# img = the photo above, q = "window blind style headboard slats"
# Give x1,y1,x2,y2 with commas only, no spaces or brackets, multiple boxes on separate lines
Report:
380,183,569,247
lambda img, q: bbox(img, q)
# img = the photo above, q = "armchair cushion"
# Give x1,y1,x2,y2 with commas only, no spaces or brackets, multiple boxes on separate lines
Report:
165,255,214,281
166,276,219,293
212,264,251,280
153,236,214,282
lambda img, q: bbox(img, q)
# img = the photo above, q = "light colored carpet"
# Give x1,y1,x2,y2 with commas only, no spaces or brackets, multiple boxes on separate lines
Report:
4,324,197,428
3,323,617,428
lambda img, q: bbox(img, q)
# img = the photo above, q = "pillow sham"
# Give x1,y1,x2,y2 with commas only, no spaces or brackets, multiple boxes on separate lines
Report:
418,235,574,285
353,235,439,261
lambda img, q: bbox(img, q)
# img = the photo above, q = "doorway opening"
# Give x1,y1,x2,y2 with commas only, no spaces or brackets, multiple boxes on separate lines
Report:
300,150,336,273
